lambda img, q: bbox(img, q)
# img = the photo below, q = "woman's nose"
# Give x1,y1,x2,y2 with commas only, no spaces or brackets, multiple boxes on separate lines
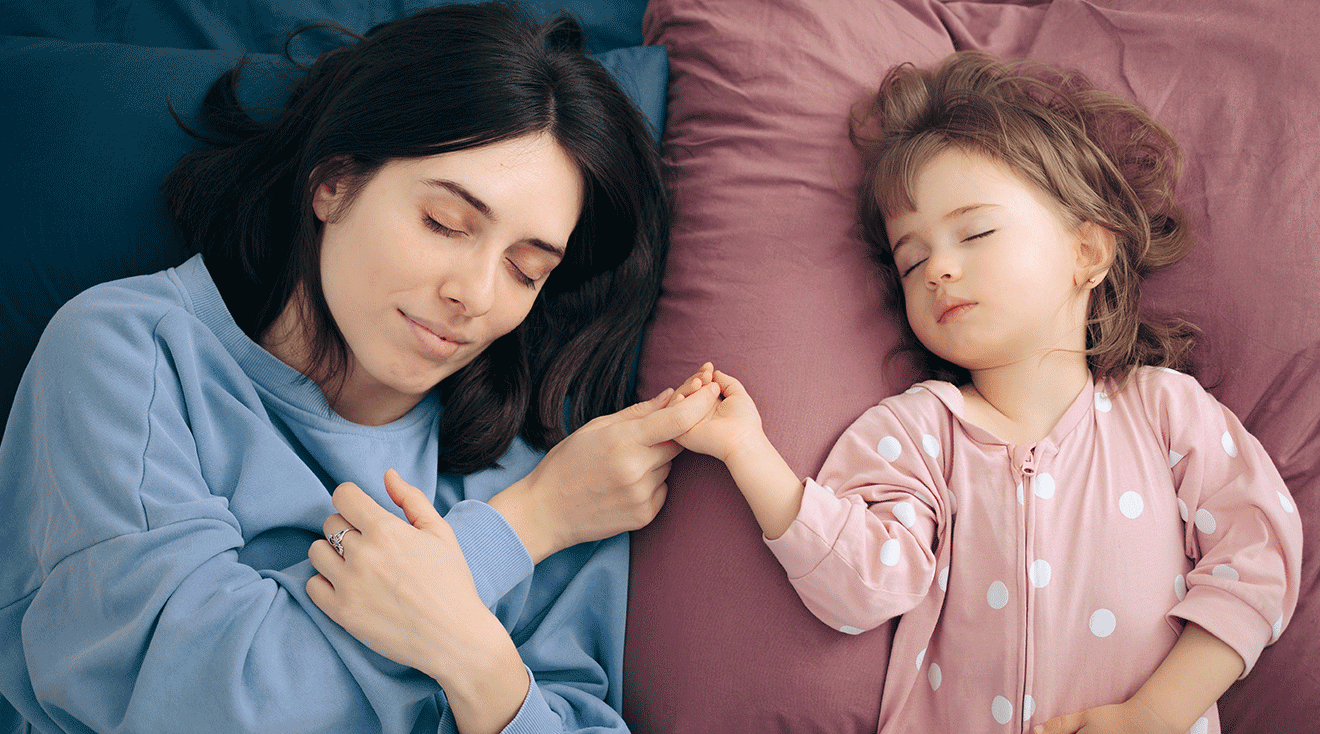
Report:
438,250,498,317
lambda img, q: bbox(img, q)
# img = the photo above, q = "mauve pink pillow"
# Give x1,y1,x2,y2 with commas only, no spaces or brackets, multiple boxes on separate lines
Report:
627,0,1320,731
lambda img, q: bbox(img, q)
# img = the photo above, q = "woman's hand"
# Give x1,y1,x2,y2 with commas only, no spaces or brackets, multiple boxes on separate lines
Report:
488,382,721,563
308,470,528,734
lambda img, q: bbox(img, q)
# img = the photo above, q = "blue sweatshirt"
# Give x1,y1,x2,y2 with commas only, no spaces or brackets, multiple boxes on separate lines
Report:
0,255,629,734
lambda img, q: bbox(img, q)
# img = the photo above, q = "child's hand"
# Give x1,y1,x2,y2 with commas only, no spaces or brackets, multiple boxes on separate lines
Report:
1033,699,1175,734
667,364,764,463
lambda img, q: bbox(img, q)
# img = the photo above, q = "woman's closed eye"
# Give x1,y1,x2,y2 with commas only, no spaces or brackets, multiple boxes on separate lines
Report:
506,259,536,288
424,215,464,237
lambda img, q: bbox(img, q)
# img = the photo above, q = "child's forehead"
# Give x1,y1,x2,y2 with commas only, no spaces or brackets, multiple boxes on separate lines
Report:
881,147,1025,211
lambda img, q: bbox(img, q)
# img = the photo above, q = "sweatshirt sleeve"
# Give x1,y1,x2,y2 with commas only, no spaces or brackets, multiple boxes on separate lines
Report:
0,288,626,733
1144,369,1304,676
438,534,632,734
0,296,453,733
764,399,947,634
440,443,632,733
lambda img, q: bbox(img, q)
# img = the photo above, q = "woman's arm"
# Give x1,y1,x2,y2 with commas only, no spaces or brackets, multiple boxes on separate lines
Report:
487,384,720,563
309,387,723,733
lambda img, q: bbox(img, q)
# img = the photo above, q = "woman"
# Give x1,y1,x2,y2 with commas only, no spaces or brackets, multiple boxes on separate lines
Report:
0,4,710,733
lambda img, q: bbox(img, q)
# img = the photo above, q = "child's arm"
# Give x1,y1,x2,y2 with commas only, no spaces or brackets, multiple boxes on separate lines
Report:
1035,621,1243,734
668,365,803,538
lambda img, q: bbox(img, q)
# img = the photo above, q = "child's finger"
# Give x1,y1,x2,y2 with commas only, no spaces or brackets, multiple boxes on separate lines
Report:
711,370,748,398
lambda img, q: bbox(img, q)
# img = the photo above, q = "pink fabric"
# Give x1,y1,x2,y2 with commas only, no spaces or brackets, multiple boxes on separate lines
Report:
765,368,1301,733
628,0,1320,731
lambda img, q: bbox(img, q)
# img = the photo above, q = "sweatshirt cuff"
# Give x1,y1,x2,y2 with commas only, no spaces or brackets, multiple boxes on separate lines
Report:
499,668,562,734
1169,583,1274,677
446,499,534,609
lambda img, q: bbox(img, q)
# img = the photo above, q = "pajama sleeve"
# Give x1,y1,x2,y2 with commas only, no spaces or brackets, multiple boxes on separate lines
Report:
764,397,948,634
1143,370,1304,676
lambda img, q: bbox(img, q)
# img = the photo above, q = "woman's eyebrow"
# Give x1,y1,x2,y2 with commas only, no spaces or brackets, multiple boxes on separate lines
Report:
421,177,566,258
422,178,492,218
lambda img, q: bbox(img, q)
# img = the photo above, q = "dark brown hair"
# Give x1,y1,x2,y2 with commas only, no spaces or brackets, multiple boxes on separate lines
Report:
165,2,669,472
851,50,1196,387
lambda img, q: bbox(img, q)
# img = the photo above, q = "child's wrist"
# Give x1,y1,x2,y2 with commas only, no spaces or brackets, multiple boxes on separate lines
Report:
723,429,774,472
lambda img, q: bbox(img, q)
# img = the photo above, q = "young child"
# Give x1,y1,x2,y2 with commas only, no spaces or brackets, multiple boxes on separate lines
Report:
667,51,1302,734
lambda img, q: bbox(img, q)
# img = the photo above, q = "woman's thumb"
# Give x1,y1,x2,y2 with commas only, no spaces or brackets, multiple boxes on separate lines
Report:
384,468,441,529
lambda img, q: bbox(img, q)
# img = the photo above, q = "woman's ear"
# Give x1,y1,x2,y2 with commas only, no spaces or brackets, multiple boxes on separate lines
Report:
1075,221,1116,289
311,157,354,224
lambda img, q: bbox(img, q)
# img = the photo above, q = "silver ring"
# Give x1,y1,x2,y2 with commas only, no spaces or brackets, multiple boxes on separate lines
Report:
327,527,352,557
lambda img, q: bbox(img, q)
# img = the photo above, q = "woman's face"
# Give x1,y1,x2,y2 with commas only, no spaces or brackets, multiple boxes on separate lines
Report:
311,133,584,424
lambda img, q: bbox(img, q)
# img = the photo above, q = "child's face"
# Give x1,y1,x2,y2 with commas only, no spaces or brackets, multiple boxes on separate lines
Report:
884,147,1094,374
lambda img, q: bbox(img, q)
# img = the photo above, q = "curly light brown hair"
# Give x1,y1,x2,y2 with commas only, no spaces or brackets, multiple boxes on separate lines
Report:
851,50,1197,388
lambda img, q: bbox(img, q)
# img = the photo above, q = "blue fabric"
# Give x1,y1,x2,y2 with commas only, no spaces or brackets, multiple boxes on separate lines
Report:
0,255,630,733
0,33,667,438
0,0,647,54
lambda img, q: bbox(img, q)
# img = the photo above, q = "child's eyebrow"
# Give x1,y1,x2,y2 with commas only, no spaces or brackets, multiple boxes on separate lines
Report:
891,203,999,251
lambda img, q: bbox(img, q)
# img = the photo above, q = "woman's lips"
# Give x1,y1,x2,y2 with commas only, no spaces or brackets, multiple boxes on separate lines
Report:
403,312,466,359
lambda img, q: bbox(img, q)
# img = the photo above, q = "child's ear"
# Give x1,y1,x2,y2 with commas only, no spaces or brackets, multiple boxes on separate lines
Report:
1075,221,1116,289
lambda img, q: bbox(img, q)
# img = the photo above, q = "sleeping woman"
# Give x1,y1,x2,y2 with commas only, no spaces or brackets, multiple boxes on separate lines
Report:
0,4,713,733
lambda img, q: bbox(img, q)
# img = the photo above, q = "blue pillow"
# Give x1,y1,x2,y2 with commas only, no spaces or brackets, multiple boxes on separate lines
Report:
0,35,667,435
0,0,647,54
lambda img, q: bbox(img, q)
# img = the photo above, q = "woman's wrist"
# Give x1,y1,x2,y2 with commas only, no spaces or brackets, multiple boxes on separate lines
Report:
488,477,560,565
436,615,530,734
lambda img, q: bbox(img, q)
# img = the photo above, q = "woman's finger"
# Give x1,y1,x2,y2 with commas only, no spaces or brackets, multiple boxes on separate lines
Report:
633,382,720,447
331,480,398,533
384,468,444,532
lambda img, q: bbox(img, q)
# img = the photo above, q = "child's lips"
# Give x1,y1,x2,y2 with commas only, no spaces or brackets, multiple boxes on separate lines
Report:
936,299,977,324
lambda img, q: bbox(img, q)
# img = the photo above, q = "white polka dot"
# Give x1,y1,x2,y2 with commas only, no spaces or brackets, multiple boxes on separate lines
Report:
1119,491,1144,519
1089,608,1117,637
1174,574,1187,601
1273,616,1283,641
1094,392,1112,412
1016,482,1024,505
893,501,917,528
987,580,1009,610
1022,694,1037,721
916,648,925,669
840,625,864,635
1221,431,1238,457
1212,564,1239,582
938,566,949,592
992,695,1013,725
1169,449,1185,468
1278,490,1295,514
878,436,902,462
1034,473,1055,499
922,433,941,459
1029,559,1052,588
905,386,924,395
928,662,942,690
880,539,901,567
1195,508,1217,535
1190,717,1209,734
1177,498,1189,522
